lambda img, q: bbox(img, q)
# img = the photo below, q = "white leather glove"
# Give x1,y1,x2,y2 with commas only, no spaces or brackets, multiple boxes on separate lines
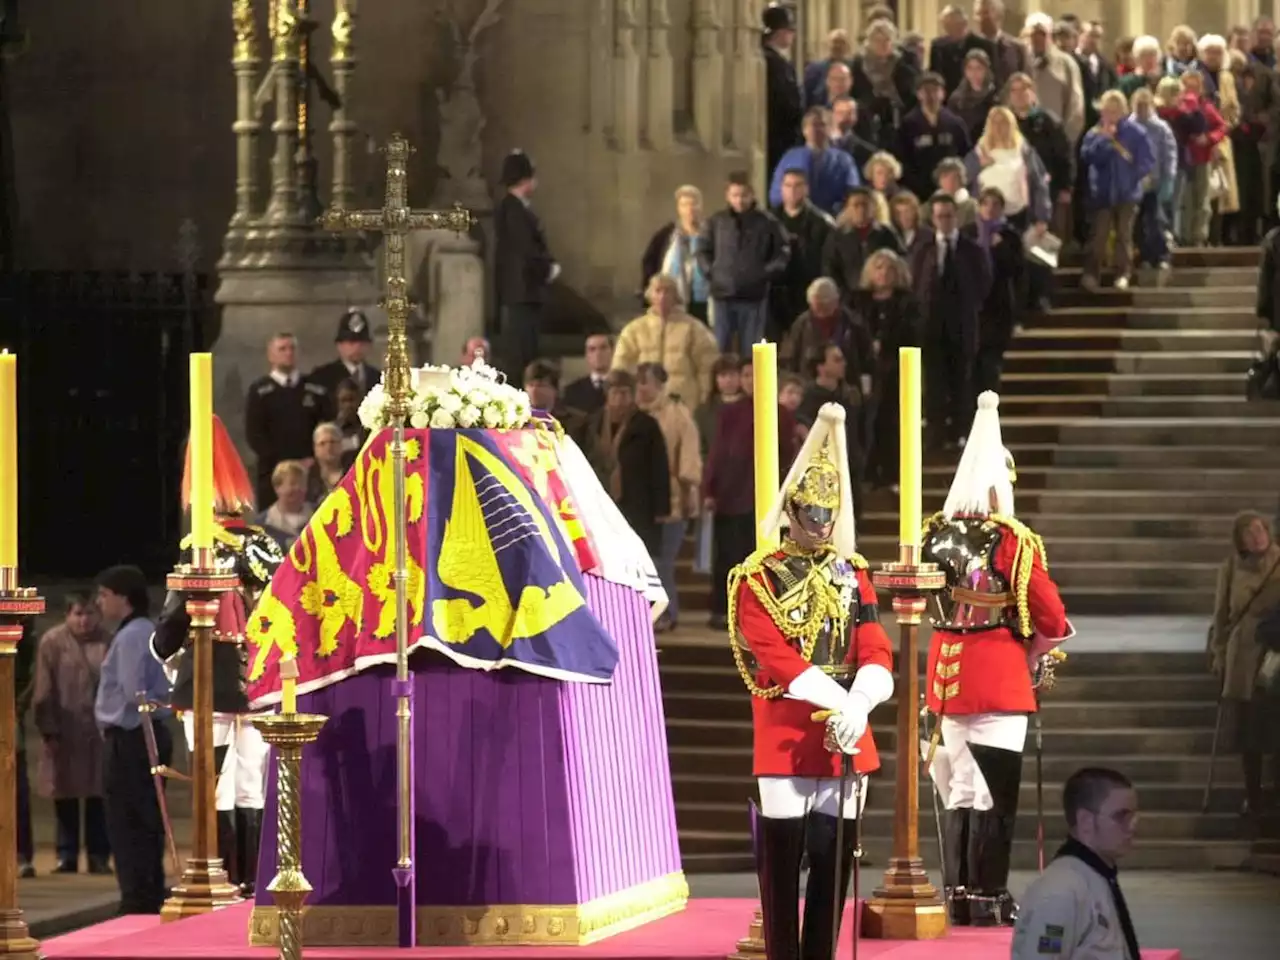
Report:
823,707,867,755
548,262,562,283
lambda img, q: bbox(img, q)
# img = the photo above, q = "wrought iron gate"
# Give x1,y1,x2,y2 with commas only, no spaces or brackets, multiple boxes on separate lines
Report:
0,269,212,579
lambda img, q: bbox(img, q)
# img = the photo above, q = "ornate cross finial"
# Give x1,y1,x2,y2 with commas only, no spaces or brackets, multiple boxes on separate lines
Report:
321,134,472,423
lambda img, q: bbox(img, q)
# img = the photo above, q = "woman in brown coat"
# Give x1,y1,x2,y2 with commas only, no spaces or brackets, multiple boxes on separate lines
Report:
32,593,112,872
1209,511,1280,819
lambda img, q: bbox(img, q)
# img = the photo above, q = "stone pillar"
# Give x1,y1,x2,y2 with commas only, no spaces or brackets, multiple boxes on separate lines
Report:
646,0,674,150
614,0,643,151
691,0,725,152
222,1,262,270
589,1,615,137
730,0,761,156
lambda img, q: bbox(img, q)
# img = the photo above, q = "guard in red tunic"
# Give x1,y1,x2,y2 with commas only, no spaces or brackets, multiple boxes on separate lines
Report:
921,391,1073,927
728,404,895,960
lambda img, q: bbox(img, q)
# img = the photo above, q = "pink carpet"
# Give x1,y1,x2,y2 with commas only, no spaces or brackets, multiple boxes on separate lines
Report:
41,900,1181,959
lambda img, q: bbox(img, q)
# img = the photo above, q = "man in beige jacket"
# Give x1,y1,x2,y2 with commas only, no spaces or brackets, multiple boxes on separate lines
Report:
613,274,720,409
1026,13,1085,144
1012,768,1143,960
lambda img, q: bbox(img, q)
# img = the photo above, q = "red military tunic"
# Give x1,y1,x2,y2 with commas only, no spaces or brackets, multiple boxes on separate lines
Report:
925,525,1068,717
737,559,894,778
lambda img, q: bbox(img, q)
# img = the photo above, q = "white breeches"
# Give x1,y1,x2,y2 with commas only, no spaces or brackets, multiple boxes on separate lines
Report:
757,776,870,819
928,713,1027,812
182,713,270,811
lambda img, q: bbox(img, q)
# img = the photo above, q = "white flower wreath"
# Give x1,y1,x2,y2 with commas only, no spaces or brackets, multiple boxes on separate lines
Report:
357,358,532,432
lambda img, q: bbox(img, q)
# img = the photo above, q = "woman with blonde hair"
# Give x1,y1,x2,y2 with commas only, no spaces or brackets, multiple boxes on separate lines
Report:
612,273,719,408
1197,34,1242,242
639,184,710,322
887,192,930,260
848,249,920,490
1165,24,1199,76
862,151,902,224
1209,511,1280,820
964,106,1051,230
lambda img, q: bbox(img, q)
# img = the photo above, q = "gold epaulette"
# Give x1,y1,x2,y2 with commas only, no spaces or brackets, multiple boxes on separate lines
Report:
726,545,848,700
987,513,1049,637
178,523,244,553
921,511,947,541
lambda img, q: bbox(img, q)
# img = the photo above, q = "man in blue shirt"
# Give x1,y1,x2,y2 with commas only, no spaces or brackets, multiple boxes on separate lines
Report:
769,106,861,216
94,565,171,915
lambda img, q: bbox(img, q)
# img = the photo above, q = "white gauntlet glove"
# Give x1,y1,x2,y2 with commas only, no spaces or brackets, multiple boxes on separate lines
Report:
823,705,868,755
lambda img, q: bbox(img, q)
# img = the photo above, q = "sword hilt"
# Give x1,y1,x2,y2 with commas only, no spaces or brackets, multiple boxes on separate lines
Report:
811,709,836,722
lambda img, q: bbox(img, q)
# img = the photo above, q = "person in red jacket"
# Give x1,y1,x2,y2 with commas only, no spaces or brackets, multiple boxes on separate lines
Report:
727,403,894,960
921,391,1073,928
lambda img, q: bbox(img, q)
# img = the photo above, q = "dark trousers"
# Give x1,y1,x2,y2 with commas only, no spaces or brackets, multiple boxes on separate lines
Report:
16,749,33,863
868,380,899,487
503,303,544,386
688,300,710,324
1135,191,1169,267
56,796,111,864
710,512,756,616
925,329,975,444
975,325,1012,395
104,724,171,914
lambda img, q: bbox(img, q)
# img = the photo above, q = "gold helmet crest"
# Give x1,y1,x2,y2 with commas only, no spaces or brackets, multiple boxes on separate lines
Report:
787,435,841,512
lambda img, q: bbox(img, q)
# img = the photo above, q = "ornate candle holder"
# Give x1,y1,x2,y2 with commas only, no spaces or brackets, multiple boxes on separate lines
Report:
161,551,243,922
863,545,948,939
0,569,43,960
253,712,329,960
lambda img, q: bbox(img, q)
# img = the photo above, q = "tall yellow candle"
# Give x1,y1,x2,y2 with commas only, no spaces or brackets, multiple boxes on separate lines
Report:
0,351,16,569
280,654,299,715
189,353,215,550
898,347,922,549
752,341,779,552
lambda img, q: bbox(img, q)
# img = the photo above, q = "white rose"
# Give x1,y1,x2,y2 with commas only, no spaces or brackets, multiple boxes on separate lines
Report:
467,388,488,408
437,391,463,414
358,386,386,430
482,403,504,428
430,408,456,430
457,404,480,428
409,410,429,429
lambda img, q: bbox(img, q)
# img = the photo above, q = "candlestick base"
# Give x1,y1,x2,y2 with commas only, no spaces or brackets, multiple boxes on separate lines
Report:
0,908,40,960
160,862,244,922
861,857,947,940
724,908,766,960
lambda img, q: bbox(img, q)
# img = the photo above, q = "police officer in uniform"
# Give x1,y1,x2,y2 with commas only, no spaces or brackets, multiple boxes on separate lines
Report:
309,308,380,399
763,5,804,179
921,391,1073,927
244,331,332,507
728,404,895,960
150,416,285,897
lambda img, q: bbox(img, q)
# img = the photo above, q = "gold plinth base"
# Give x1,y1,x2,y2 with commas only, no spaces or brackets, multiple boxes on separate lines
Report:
725,907,765,960
160,860,242,923
860,857,947,940
0,908,40,960
250,872,688,947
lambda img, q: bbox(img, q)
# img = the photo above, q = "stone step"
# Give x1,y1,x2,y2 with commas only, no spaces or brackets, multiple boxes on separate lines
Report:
1057,261,1257,284
674,801,1243,841
1003,350,1253,375
1000,372,1247,397
1012,328,1258,352
1053,287,1256,309
849,511,1239,541
1012,443,1280,469
665,718,1216,754
940,465,1278,493
998,394,1278,418
658,666,1220,702
663,692,1218,728
676,833,1252,872
1003,417,1280,446
1040,561,1220,590
1032,306,1257,331
857,485,1271,516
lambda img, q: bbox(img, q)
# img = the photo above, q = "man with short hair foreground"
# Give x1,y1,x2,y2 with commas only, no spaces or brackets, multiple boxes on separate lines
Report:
1012,767,1143,960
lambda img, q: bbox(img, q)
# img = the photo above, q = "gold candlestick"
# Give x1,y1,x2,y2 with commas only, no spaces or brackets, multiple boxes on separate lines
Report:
0,574,44,960
160,556,243,922
254,712,328,960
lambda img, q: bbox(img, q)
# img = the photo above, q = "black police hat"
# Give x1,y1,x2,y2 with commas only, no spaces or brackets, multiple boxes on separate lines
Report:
762,3,795,33
500,149,536,187
336,308,372,343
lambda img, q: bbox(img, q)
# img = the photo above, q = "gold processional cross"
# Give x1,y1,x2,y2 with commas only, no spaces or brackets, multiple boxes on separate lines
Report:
321,133,473,420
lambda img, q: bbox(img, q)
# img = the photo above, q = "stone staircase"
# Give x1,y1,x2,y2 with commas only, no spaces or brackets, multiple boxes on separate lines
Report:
674,247,1280,616
660,632,1254,873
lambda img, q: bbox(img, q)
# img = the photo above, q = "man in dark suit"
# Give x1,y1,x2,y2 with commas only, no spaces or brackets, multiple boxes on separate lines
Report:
910,194,992,449
929,5,971,94
1074,20,1118,130
562,333,614,415
762,4,803,179
308,308,380,399
495,149,557,386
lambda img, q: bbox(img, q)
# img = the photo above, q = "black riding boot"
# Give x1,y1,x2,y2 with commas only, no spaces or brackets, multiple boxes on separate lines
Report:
942,807,971,926
800,813,860,960
236,807,263,897
755,807,806,960
216,810,239,886
968,743,1024,927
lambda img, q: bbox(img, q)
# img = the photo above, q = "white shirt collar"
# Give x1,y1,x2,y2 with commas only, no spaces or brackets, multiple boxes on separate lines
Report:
270,369,299,388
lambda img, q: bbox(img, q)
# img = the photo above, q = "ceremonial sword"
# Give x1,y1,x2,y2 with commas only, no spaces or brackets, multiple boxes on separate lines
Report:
919,697,948,891
137,693,190,877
